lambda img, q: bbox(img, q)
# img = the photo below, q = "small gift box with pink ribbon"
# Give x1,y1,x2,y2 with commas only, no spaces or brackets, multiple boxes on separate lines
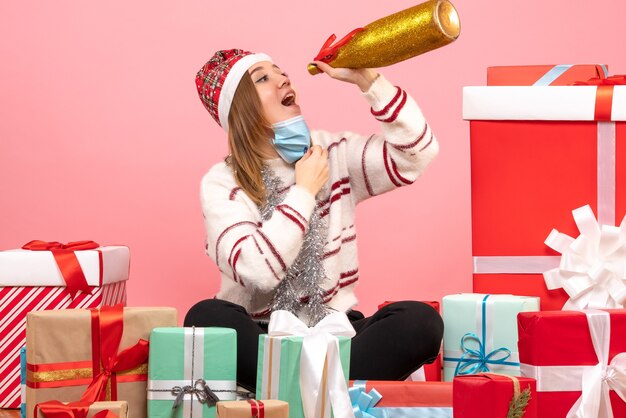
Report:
464,66,626,311
216,400,288,417
518,309,626,418
0,241,129,409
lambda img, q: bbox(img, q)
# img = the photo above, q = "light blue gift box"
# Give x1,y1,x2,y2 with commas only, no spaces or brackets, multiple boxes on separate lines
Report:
442,293,539,381
147,327,237,418
20,346,26,418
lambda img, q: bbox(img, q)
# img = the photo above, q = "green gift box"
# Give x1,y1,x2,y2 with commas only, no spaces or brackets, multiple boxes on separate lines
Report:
442,293,539,381
256,334,351,418
148,327,237,418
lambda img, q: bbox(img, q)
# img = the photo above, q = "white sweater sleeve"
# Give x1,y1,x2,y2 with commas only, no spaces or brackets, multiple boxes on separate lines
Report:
201,169,316,292
344,74,439,203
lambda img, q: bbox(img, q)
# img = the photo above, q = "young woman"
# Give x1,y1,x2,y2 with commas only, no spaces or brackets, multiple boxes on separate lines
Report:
186,49,443,391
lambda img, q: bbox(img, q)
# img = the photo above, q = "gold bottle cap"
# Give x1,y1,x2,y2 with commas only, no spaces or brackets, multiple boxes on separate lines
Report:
307,63,321,76
435,0,461,40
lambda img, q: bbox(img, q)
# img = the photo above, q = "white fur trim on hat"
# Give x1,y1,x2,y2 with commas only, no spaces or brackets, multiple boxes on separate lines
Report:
217,52,272,132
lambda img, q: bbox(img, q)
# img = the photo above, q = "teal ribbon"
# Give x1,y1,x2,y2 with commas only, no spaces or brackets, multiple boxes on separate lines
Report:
443,295,520,376
349,381,386,418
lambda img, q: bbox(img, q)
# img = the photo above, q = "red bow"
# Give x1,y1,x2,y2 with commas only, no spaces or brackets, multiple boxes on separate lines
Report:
22,240,100,298
79,304,149,403
573,75,626,86
573,75,626,121
313,28,365,63
35,400,118,418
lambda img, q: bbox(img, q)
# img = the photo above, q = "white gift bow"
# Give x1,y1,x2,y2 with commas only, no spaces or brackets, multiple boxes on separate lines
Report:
268,310,357,418
543,204,626,310
567,310,626,418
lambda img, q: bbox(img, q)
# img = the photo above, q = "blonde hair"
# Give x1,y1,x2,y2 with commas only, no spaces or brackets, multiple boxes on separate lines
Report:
226,71,274,207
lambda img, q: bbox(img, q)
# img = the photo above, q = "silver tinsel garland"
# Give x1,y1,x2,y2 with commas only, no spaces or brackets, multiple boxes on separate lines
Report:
259,165,329,326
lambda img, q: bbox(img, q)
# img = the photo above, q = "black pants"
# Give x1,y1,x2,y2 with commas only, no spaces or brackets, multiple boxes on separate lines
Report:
184,299,443,391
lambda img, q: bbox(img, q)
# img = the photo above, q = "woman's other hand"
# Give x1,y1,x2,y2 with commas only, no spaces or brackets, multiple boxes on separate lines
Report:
295,144,329,196
311,61,379,92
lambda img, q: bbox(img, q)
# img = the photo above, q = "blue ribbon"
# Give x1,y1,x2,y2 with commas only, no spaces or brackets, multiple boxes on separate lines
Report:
349,381,386,418
443,295,520,376
533,64,574,86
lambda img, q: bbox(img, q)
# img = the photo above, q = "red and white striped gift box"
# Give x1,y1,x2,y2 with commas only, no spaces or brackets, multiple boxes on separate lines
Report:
0,245,129,408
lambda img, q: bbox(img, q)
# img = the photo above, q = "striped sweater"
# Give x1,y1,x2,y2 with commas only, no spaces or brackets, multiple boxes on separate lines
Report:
200,74,439,322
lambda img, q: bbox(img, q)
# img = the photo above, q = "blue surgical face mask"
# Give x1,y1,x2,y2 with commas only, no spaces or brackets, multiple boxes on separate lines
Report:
271,115,311,164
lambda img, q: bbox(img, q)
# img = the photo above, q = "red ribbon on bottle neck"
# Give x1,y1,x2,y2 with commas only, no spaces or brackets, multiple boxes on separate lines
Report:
79,304,149,403
313,28,365,63
574,75,626,121
22,240,100,298
247,400,265,418
35,400,118,418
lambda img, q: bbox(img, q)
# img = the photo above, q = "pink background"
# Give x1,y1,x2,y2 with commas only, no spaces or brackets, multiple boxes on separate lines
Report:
2,1,625,321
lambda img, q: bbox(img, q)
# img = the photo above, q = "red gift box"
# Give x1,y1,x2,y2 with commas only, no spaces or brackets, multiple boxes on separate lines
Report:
487,64,607,86
464,72,626,310
453,373,537,418
518,310,626,418
353,380,452,407
378,301,443,381
0,242,129,408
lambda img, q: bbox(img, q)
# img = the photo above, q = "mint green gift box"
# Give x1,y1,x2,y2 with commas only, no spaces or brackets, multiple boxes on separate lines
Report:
147,327,237,418
442,293,539,381
256,335,351,418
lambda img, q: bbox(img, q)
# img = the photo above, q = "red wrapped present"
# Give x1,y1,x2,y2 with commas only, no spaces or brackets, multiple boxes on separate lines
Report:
487,64,607,86
464,71,626,310
0,241,129,408
518,309,626,418
378,301,443,381
453,373,537,418
349,380,452,416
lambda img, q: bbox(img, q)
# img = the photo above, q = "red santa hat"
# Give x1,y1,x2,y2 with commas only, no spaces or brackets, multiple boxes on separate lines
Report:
195,49,272,132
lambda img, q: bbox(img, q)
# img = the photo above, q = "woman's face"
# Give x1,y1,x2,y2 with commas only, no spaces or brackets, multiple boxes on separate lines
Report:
248,61,300,124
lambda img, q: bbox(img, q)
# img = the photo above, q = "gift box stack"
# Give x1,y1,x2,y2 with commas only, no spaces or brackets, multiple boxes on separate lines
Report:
448,64,626,417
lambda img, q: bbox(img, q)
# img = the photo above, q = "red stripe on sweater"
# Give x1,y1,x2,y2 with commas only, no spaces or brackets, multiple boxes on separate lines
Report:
330,226,354,243
419,133,434,152
390,123,429,151
327,137,347,152
318,178,350,208
322,276,360,303
322,234,356,259
252,235,264,254
383,143,403,188
377,90,407,123
320,188,351,218
265,259,281,281
231,249,245,287
276,206,305,233
216,221,260,265
277,204,308,225
362,135,376,197
390,156,414,185
257,230,287,271
370,86,402,116
229,187,241,200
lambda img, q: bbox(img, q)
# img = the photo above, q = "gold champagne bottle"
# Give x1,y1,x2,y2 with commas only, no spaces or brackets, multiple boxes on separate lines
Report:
308,0,460,75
